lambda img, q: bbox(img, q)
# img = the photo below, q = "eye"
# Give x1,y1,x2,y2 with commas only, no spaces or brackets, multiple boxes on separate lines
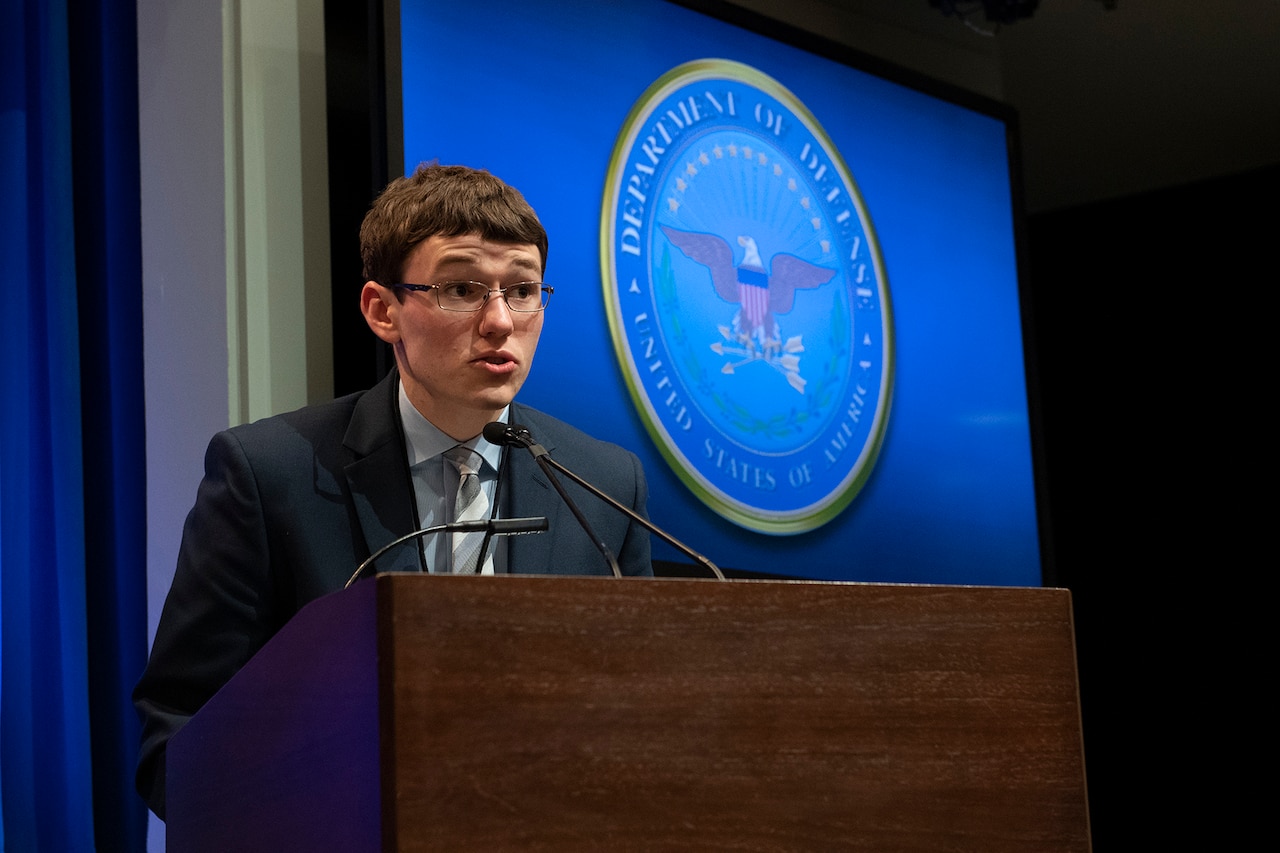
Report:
507,283,535,300
441,281,478,299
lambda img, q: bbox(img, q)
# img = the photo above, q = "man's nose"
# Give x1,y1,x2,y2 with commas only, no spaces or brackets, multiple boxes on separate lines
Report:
477,290,514,332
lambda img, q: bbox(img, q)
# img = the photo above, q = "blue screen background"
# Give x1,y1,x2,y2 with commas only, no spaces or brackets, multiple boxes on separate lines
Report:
399,0,1040,585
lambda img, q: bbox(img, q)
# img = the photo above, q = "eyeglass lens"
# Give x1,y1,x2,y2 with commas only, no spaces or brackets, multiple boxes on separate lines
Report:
438,281,548,312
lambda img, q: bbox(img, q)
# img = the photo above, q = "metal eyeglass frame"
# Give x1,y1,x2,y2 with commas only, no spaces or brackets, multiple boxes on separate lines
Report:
391,281,553,313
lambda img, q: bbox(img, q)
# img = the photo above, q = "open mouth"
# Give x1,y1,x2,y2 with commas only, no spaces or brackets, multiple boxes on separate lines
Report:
476,353,517,374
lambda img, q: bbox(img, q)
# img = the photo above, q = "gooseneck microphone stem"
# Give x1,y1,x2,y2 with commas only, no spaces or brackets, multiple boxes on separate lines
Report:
343,516,549,589
484,422,725,581
484,422,622,578
532,449,624,580
537,452,726,581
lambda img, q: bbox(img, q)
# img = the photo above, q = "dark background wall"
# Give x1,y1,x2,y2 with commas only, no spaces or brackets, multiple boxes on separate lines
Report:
1028,163,1273,848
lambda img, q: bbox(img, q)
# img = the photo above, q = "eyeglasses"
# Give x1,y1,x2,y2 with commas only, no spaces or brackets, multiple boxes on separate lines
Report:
391,281,553,313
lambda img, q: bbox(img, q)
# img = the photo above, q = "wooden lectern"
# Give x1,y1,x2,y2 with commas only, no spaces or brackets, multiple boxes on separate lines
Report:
167,575,1090,851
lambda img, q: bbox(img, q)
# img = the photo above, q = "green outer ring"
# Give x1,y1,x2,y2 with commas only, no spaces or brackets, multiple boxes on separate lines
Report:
600,59,895,535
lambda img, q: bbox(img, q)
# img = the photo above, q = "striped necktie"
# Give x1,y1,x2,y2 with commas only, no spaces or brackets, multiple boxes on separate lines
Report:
444,445,487,574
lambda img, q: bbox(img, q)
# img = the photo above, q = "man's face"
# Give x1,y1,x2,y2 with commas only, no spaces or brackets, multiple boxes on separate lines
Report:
367,233,545,439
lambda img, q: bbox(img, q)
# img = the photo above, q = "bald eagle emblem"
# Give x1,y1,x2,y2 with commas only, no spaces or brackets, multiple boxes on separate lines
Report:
661,225,835,394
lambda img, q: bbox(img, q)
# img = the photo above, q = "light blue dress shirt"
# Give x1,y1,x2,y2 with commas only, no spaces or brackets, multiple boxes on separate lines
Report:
397,382,508,574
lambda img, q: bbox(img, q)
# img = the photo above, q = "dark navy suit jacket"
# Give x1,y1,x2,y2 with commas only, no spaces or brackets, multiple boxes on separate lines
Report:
133,370,651,817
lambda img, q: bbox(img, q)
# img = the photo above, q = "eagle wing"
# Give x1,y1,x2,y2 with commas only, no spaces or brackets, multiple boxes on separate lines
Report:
660,226,741,303
768,253,836,315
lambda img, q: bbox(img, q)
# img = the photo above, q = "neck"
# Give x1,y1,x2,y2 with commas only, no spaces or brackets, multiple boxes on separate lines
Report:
422,408,495,443
401,388,504,443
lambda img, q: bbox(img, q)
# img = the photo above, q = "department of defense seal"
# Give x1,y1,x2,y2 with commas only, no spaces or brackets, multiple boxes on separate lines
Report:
601,59,894,535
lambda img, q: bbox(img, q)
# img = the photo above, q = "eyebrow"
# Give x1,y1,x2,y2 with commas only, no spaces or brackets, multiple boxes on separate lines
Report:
433,250,543,279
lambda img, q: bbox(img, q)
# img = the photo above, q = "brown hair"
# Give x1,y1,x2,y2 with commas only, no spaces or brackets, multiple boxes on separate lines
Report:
359,162,548,285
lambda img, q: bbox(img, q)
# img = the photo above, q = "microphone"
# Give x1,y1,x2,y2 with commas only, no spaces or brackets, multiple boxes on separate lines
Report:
484,422,537,452
342,516,548,589
483,422,725,580
484,421,622,578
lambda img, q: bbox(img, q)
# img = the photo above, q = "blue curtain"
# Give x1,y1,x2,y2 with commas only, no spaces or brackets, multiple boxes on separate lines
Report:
1,0,147,849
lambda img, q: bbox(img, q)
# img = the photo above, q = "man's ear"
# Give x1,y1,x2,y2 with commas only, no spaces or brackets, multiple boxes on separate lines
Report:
360,282,401,344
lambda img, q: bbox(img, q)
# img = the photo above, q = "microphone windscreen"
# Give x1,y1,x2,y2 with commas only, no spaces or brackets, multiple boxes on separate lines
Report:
483,421,515,446
484,421,534,448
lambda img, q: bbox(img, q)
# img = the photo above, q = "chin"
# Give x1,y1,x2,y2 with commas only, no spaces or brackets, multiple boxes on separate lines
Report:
474,389,519,411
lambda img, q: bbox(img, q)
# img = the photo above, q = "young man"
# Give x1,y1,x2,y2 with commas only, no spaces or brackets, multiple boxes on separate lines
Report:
133,164,652,818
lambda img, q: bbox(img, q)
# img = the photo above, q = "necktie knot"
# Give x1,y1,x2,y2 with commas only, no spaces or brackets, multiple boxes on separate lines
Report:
444,445,481,480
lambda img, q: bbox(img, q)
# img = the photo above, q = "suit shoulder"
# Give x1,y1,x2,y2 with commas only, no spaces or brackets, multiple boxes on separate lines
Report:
512,403,637,461
218,390,366,455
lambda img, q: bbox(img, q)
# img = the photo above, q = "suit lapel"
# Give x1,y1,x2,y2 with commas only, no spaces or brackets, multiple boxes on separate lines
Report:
504,404,568,574
342,371,422,574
